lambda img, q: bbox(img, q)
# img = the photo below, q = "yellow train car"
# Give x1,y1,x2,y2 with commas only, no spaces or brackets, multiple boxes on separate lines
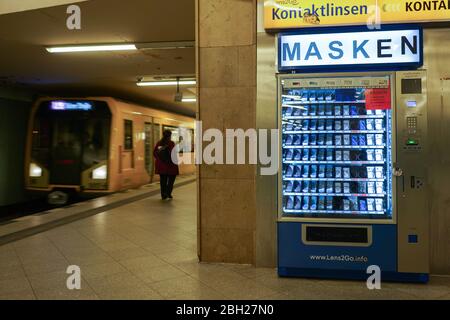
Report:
25,97,195,204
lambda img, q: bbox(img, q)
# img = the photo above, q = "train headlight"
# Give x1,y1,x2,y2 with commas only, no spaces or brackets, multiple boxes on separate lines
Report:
92,165,107,180
29,163,43,177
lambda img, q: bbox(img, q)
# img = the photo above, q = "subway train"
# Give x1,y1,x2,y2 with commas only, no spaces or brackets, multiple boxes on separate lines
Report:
25,97,195,204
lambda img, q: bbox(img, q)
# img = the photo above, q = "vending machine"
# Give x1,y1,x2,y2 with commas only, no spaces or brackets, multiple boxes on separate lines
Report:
278,71,429,282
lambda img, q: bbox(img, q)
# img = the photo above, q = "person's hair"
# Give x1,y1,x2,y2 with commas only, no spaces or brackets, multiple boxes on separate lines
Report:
160,129,172,145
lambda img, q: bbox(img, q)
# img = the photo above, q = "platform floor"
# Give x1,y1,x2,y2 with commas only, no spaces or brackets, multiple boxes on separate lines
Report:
0,182,449,300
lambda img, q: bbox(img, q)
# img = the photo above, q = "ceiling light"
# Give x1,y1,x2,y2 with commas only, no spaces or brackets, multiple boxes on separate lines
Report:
46,44,137,53
182,98,197,103
137,80,196,87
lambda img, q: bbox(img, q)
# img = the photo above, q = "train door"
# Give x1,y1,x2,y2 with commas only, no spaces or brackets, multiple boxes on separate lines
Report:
144,122,153,182
50,114,83,185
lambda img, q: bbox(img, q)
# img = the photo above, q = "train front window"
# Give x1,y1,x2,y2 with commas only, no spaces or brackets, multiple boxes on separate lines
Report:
83,118,111,170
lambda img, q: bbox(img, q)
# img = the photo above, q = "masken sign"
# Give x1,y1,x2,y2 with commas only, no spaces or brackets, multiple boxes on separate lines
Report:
278,26,423,72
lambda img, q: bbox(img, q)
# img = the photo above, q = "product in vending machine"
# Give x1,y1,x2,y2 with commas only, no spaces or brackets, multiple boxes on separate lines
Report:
286,196,294,210
318,196,325,210
366,119,375,130
335,166,342,178
326,134,334,146
318,149,325,161
285,181,293,192
335,182,342,194
351,135,359,146
375,134,383,146
317,134,325,145
359,119,367,130
284,134,293,145
343,120,350,131
310,197,318,210
350,106,358,116
318,105,325,116
302,134,310,146
302,165,310,178
302,120,309,130
317,92,324,101
343,167,351,179
367,134,375,146
301,149,309,161
283,107,292,117
367,181,375,194
349,197,359,211
367,149,375,161
310,181,317,193
293,108,302,117
367,166,375,179
335,135,342,146
310,120,317,130
343,105,350,116
336,150,342,161
310,149,318,161
335,105,342,116
326,165,334,178
367,198,375,211
375,119,383,130
302,197,310,210
310,105,317,116
284,149,293,161
326,120,334,130
326,149,334,161
343,150,350,161
318,119,325,130
324,104,332,116
291,149,299,161
375,109,384,115
294,166,302,178
375,199,383,211
310,134,318,146
375,149,383,161
343,182,350,194
295,196,302,210
326,91,334,101
343,134,351,146
318,181,326,193
294,181,302,193
343,199,350,211
366,109,374,115
358,181,367,194
376,182,384,195
310,165,318,178
375,167,383,179
302,106,309,116
359,134,366,146
327,181,334,193
309,92,317,102
335,120,342,131
326,197,334,210
301,92,308,102
302,181,310,193
285,165,294,177
359,199,368,212
318,165,326,178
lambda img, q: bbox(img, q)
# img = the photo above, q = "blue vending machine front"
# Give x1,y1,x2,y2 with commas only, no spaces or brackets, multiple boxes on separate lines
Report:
278,74,427,283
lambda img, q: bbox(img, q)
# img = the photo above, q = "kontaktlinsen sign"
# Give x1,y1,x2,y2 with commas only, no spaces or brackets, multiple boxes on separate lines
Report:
278,27,423,72
265,0,450,29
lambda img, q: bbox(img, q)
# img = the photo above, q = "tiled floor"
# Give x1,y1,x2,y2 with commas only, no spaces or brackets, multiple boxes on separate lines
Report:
0,182,449,300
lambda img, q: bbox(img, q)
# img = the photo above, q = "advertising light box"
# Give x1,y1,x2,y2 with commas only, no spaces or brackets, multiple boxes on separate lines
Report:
278,26,423,72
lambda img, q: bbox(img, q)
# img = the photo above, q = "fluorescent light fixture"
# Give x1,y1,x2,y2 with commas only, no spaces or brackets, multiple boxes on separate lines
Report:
30,163,42,177
92,165,107,180
137,80,196,87
182,98,197,103
46,44,137,53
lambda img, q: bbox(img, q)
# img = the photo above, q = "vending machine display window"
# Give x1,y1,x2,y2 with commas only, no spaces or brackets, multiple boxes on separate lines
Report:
280,76,393,220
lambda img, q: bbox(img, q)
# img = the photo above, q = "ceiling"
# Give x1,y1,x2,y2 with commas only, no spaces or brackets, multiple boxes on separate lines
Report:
0,0,196,116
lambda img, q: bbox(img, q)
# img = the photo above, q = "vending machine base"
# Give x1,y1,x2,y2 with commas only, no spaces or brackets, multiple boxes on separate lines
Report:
277,222,429,283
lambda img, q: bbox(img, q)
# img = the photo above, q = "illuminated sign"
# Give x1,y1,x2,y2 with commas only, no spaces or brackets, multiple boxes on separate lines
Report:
50,101,93,111
278,26,423,72
264,0,450,29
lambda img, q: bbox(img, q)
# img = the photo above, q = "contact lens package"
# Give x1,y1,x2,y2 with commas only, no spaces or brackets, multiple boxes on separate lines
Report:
318,149,325,161
349,197,359,211
375,199,383,211
302,165,310,178
318,181,326,193
343,150,350,161
343,134,351,146
326,149,334,161
317,134,325,145
343,182,350,194
310,181,317,193
294,166,302,178
326,120,333,130
366,119,375,130
367,198,375,211
334,105,342,116
376,182,384,194
335,182,342,193
375,167,383,179
350,106,358,116
285,165,294,177
326,181,334,193
335,166,342,178
286,196,294,210
375,149,383,161
302,196,309,210
343,105,350,116
367,181,375,194
367,167,375,179
318,105,325,116
336,150,342,161
309,105,317,116
310,149,318,161
285,181,294,192
302,120,309,130
310,120,317,130
318,120,325,130
375,134,383,146
302,181,310,193
358,182,367,194
343,199,350,211
294,181,301,193
310,197,318,210
335,120,342,131
302,149,309,161
359,199,368,211
359,134,366,146
367,149,375,161
367,134,375,146
326,197,333,210
310,134,317,145
326,105,333,116
302,134,309,145
359,120,367,130
326,165,334,178
318,196,325,210
318,165,326,178
343,167,351,179
326,134,334,146
335,135,342,146
351,135,359,146
343,120,350,131
310,165,318,178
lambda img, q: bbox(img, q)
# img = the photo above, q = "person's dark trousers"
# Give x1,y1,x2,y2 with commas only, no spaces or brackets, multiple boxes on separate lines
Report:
160,174,176,199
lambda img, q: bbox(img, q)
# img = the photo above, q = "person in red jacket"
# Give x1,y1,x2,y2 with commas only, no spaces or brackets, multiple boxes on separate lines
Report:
154,130,179,200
